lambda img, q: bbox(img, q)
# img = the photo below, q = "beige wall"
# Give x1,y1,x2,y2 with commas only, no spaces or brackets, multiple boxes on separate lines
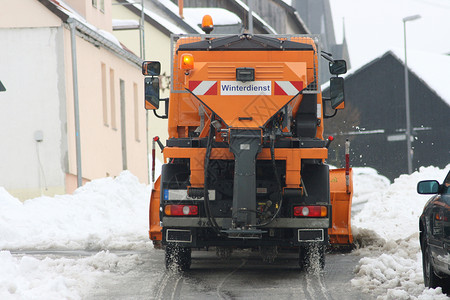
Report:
65,0,113,32
63,26,148,190
0,0,61,28
0,0,149,199
112,2,172,163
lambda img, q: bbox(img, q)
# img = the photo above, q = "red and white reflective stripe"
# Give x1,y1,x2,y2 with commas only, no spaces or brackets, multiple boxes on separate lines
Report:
189,81,218,95
274,81,303,95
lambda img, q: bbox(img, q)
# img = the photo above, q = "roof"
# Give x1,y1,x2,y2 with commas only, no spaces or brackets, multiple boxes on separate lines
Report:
234,0,277,34
115,0,198,35
156,0,203,34
322,49,450,107
183,8,241,26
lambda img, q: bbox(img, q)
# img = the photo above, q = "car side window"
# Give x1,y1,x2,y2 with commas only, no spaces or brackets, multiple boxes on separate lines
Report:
443,186,450,194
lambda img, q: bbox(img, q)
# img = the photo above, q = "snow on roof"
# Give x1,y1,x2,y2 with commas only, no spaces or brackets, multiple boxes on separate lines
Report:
112,19,139,29
143,6,187,34
183,8,241,26
115,0,188,35
322,48,450,107
157,0,203,34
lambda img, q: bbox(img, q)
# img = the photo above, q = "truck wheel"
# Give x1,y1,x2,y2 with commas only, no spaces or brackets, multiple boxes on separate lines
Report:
423,242,440,289
299,244,325,272
165,244,191,271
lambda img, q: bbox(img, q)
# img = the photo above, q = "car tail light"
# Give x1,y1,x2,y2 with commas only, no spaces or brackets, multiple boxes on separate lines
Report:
293,205,327,217
164,205,198,216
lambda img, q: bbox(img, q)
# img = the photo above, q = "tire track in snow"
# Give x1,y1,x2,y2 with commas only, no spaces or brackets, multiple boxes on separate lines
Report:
216,259,247,299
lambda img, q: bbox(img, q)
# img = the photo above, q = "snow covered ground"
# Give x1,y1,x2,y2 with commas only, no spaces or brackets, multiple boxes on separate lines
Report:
1,166,449,299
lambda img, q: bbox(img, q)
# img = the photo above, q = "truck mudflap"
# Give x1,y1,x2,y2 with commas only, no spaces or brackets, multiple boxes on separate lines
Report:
149,176,162,243
328,168,354,247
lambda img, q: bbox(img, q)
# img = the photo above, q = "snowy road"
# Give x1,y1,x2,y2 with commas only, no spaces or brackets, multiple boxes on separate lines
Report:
3,167,450,299
20,249,372,300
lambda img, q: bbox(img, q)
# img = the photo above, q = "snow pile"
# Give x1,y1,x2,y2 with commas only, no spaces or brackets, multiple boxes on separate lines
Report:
1,165,450,298
0,171,151,250
351,164,450,299
352,167,391,214
0,250,142,300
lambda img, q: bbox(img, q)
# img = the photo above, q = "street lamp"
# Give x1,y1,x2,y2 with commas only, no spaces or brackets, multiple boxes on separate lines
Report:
402,14,421,174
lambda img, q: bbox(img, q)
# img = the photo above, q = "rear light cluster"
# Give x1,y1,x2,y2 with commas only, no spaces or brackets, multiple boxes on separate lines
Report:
164,205,198,216
293,205,327,217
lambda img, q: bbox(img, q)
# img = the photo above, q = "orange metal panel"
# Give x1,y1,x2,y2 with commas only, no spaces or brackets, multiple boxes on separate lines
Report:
328,168,353,245
163,147,327,189
149,176,162,242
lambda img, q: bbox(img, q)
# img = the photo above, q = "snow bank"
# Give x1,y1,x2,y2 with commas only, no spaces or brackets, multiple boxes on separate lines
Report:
351,164,450,299
0,250,142,300
1,165,450,298
0,171,151,250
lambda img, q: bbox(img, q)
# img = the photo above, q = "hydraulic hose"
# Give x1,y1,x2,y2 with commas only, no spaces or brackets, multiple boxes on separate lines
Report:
252,135,283,227
203,115,222,235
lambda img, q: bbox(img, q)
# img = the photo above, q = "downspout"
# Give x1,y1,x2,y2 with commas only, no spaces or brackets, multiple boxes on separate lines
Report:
67,18,82,188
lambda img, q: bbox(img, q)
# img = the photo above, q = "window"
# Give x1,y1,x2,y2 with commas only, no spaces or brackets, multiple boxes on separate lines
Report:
133,82,140,142
110,68,117,129
92,0,97,8
101,63,108,126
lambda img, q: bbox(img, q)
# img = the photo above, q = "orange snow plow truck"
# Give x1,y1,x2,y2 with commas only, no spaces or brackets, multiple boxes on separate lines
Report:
142,22,353,271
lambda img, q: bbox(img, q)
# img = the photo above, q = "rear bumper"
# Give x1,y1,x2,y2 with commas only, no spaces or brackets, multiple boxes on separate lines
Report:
162,217,330,228
161,217,329,248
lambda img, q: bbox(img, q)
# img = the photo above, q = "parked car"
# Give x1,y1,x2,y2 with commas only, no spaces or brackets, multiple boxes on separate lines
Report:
418,170,450,293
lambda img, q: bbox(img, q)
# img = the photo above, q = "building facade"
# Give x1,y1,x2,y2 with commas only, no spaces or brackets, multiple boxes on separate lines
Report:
0,0,147,199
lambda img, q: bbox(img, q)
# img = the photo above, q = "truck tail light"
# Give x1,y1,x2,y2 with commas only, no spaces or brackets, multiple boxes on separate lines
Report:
165,205,198,216
293,205,327,217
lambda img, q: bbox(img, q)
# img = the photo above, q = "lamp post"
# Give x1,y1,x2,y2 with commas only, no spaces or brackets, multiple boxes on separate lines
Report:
402,14,420,175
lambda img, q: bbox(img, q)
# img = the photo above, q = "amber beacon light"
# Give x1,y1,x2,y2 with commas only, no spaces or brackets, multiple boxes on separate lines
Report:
201,15,214,34
180,53,194,71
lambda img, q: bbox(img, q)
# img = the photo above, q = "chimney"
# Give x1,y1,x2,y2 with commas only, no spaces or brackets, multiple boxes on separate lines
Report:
178,0,184,19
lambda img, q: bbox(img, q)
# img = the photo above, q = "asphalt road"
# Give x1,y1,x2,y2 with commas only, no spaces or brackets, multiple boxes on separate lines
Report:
84,249,375,300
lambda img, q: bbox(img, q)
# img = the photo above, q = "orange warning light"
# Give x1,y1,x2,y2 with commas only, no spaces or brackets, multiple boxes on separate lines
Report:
180,53,194,70
201,15,214,34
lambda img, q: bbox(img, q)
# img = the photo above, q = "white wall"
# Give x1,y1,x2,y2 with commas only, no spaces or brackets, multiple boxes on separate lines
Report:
0,27,67,199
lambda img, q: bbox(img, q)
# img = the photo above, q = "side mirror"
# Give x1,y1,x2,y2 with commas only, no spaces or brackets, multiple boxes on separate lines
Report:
417,180,440,194
142,61,161,76
329,60,347,75
330,77,345,109
145,77,160,110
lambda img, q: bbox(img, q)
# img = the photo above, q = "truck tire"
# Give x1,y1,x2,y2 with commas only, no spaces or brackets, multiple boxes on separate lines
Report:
165,243,191,271
299,244,325,272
